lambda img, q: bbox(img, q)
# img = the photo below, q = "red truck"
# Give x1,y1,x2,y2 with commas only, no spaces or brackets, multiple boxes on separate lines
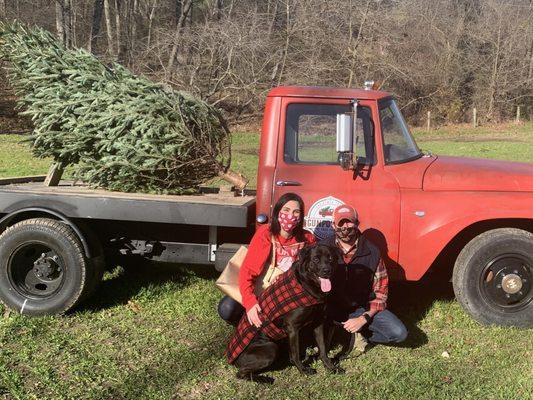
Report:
0,86,531,327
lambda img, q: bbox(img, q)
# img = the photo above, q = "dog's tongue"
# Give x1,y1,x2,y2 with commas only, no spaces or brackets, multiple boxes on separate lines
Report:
319,278,331,292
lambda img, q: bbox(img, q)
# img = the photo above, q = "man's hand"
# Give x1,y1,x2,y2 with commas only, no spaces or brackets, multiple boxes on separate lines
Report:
246,304,263,328
342,316,367,333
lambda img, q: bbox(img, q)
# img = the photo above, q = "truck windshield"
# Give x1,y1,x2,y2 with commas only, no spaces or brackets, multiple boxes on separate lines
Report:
379,99,422,164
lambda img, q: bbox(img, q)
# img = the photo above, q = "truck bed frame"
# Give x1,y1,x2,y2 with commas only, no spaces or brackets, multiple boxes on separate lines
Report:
0,176,256,266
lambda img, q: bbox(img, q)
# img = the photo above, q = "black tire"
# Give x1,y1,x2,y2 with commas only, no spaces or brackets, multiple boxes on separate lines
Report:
453,228,533,328
0,218,91,316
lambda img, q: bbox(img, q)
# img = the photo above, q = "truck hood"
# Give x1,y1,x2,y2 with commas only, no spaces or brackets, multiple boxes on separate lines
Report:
423,156,533,192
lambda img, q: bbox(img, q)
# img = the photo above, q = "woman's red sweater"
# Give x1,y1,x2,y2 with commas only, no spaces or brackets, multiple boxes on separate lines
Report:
238,224,316,311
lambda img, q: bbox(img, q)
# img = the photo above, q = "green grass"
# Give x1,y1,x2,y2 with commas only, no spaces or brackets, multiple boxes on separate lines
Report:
413,122,533,163
0,135,51,177
0,124,533,399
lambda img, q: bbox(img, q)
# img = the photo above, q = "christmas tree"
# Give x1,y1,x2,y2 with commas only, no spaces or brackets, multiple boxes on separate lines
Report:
0,22,247,193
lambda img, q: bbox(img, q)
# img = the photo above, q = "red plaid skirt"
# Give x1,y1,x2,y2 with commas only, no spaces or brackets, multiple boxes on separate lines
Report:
226,268,322,364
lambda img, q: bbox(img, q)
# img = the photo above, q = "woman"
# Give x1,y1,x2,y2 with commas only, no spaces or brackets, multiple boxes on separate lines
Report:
218,192,316,326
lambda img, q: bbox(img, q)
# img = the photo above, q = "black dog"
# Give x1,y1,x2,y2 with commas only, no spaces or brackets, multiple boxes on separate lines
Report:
230,244,344,379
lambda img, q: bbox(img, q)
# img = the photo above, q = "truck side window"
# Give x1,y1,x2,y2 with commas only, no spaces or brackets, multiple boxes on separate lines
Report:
284,104,374,165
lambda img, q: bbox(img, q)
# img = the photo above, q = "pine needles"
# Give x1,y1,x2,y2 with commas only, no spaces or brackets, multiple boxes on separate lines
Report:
0,22,247,194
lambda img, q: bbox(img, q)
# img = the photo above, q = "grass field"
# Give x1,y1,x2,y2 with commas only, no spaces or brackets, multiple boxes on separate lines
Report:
0,123,532,400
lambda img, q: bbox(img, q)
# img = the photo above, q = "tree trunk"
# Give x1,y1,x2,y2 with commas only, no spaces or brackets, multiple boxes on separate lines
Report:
488,23,502,120
103,0,115,57
267,0,279,37
0,0,6,20
347,0,370,87
214,0,222,20
88,0,104,53
527,40,533,80
44,162,64,187
114,0,121,60
276,0,290,86
147,0,157,49
174,0,182,26
55,0,73,48
55,1,65,45
130,0,138,64
218,169,248,190
166,0,193,73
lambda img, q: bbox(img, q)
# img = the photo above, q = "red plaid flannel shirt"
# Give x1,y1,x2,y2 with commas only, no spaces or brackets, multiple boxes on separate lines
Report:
338,238,388,312
226,268,323,364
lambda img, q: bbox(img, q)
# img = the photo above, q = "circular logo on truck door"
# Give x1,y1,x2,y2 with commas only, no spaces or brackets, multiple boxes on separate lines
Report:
304,196,344,240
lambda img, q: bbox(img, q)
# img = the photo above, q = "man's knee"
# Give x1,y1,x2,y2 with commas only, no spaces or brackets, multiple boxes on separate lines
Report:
388,321,408,343
372,310,408,344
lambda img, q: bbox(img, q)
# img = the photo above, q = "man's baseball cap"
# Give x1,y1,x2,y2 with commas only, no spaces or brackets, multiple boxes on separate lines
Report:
333,204,358,225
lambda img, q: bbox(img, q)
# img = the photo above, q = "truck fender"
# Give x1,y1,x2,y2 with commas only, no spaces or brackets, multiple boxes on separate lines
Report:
0,207,92,258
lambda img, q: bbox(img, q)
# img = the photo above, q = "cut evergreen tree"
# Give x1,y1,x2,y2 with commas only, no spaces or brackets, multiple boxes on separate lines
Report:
0,22,247,193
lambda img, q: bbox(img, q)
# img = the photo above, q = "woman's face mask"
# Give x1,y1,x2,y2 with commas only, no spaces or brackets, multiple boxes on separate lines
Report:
278,212,299,233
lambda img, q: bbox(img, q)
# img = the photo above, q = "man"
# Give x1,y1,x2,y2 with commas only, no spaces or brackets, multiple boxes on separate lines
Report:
324,204,407,348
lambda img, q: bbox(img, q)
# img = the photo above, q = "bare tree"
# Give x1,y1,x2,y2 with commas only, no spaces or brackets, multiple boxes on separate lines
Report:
88,0,104,53
55,0,73,48
166,0,193,73
0,0,6,20
103,0,115,57
0,0,531,124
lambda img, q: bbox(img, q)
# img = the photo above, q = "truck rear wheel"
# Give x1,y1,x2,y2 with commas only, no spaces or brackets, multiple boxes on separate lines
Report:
453,228,533,328
0,218,91,316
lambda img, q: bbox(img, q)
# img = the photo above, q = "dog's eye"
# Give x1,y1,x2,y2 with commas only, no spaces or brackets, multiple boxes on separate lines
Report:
312,256,320,263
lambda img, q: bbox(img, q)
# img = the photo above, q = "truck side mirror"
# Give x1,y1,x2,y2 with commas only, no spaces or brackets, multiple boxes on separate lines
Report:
336,113,354,170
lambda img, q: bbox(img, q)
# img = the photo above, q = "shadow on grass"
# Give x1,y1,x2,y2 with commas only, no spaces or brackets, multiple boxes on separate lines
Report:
76,259,219,314
387,277,455,348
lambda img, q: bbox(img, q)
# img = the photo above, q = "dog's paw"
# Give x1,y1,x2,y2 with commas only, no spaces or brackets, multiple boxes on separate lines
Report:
300,366,317,375
324,359,345,374
331,366,345,375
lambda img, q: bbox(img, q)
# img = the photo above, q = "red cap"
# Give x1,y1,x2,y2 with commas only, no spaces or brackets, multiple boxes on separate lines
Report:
333,204,358,225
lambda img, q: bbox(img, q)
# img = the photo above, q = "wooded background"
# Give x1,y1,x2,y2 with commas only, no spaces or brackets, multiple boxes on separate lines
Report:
1,0,532,127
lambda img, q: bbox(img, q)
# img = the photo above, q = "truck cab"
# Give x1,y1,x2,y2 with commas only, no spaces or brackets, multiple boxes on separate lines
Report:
256,86,533,327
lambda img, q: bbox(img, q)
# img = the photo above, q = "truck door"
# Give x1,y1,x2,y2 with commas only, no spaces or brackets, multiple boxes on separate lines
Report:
272,97,403,277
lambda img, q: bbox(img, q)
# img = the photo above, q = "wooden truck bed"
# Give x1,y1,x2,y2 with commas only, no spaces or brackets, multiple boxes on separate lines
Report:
0,176,256,228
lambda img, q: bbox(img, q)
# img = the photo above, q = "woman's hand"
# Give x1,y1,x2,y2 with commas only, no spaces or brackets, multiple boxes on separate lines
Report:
246,304,263,328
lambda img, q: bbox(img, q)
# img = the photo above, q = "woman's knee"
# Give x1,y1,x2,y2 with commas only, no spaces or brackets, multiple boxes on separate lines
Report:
218,296,244,325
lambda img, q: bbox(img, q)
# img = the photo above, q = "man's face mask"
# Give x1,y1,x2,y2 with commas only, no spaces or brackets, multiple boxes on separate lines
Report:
334,222,358,242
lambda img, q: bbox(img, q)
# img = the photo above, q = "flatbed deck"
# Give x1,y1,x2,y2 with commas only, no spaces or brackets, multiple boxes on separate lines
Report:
0,176,256,228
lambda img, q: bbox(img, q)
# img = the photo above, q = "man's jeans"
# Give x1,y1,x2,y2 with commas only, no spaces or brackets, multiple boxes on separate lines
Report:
349,307,408,344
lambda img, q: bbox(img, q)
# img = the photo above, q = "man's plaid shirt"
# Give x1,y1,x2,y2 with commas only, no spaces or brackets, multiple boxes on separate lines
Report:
226,268,323,364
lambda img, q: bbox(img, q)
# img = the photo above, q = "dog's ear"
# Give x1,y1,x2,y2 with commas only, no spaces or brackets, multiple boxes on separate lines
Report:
296,244,315,263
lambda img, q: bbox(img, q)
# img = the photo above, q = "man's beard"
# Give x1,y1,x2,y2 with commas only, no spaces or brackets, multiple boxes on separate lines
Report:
336,227,358,243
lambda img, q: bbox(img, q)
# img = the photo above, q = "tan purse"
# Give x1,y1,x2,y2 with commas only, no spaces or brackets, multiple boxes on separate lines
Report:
215,237,281,304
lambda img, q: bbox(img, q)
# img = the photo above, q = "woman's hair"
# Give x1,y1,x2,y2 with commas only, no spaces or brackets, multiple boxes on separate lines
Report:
270,192,306,242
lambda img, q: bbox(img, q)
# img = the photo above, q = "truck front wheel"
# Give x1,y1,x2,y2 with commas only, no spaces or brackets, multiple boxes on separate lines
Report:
0,218,91,316
453,228,533,328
